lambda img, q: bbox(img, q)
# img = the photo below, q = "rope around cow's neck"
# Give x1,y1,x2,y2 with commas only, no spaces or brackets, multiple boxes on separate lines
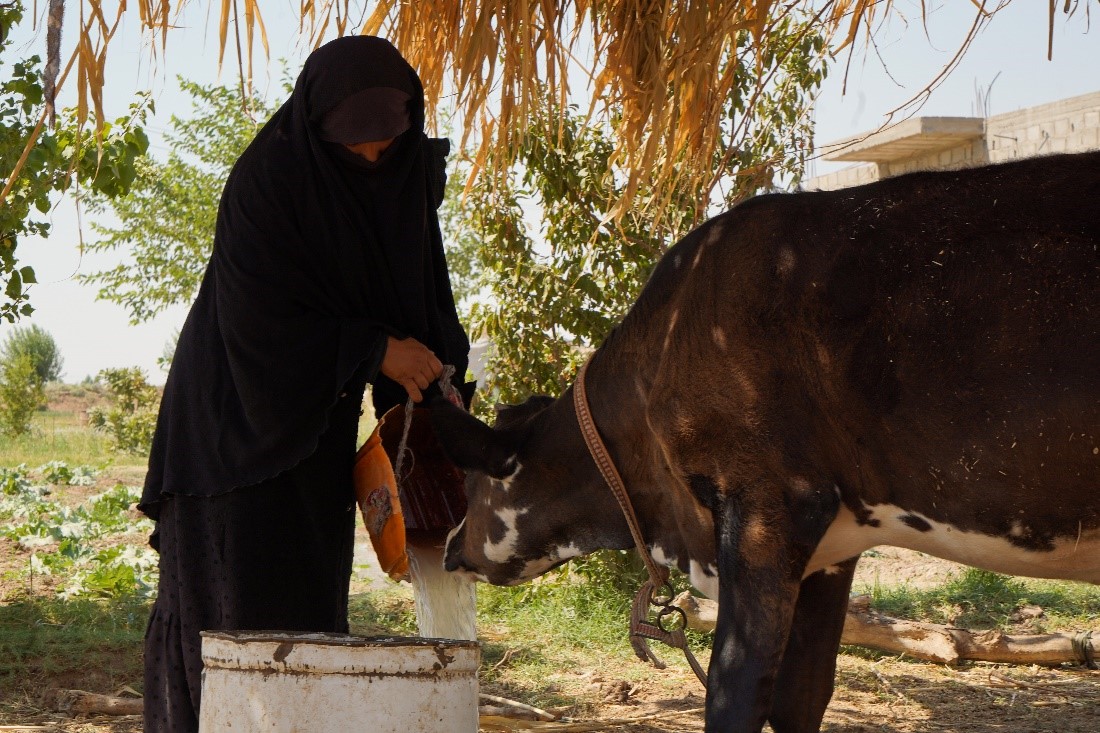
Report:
574,358,708,687
392,364,462,486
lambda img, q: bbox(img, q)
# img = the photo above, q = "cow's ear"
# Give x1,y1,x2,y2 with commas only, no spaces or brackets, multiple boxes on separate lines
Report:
429,398,517,478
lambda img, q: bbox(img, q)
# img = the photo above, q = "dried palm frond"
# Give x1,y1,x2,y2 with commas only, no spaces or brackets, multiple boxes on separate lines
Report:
5,1,1093,214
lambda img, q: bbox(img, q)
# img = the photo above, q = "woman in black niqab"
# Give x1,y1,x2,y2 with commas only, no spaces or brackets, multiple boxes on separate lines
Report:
141,36,470,732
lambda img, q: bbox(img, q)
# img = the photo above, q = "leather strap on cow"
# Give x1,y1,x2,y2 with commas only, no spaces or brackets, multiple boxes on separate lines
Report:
574,358,708,687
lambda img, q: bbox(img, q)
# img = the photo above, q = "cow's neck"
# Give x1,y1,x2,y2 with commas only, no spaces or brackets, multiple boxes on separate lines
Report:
579,340,719,594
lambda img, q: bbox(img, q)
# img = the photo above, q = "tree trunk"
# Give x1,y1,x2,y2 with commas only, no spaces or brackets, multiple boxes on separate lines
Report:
671,592,1097,667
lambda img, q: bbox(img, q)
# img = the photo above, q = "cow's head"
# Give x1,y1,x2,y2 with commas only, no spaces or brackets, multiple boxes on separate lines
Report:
429,394,633,585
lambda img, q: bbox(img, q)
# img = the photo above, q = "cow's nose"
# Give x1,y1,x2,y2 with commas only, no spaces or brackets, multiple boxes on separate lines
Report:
443,522,468,572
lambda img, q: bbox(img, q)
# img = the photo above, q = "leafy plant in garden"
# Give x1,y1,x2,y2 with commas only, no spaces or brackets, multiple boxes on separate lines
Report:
0,463,156,600
0,323,64,381
37,459,97,486
0,351,45,436
87,367,160,455
0,2,150,322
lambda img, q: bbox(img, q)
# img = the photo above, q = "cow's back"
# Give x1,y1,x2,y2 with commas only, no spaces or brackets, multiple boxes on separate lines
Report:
634,151,1099,583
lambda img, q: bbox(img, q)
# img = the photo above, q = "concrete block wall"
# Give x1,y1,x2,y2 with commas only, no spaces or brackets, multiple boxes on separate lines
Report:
805,91,1100,190
985,92,1100,162
802,162,880,191
881,139,988,177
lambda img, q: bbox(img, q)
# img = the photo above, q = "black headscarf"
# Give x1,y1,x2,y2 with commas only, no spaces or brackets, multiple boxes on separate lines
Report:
139,36,469,518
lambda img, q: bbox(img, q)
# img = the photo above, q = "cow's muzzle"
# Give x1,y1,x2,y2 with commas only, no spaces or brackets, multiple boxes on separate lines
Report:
443,522,471,572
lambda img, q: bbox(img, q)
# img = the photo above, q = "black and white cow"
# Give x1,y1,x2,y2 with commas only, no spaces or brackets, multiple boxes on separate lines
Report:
430,151,1100,733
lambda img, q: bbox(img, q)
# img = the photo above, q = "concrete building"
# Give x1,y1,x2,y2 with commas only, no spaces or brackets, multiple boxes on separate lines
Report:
806,90,1100,191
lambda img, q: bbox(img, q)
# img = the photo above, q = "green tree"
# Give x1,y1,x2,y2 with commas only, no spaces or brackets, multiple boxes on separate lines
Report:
457,12,826,407
0,351,45,436
0,324,64,382
0,2,150,322
87,367,160,455
79,79,277,322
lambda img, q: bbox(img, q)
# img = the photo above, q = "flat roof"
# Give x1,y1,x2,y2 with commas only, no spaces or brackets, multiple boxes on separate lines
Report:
819,117,985,163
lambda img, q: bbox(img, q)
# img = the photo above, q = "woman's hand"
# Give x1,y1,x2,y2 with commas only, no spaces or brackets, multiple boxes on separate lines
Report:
380,336,443,402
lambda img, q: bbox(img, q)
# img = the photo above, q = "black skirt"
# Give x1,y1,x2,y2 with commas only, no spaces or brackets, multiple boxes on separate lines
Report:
142,389,363,733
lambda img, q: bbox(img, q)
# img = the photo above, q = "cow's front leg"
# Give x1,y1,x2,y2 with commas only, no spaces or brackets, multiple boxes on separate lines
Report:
768,557,858,733
705,479,839,733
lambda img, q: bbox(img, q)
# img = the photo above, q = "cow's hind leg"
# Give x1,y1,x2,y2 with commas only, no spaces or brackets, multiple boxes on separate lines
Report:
705,479,840,733
768,557,859,733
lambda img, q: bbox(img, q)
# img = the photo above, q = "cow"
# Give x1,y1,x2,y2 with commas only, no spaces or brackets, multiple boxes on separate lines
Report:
428,150,1100,733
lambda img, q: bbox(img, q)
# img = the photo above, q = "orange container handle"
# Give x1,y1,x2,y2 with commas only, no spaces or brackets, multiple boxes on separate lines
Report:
354,427,409,581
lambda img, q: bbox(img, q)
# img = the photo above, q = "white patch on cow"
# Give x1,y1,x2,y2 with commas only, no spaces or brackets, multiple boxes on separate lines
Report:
554,543,585,561
810,504,1100,584
483,506,529,563
673,253,683,269
821,564,846,575
518,543,585,580
453,567,490,583
651,546,720,599
491,459,523,494
712,326,727,351
519,558,556,578
445,517,466,548
444,518,491,583
651,545,676,568
689,560,719,599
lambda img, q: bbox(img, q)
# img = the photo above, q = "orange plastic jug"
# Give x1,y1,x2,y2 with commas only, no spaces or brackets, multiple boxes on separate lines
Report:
354,427,409,580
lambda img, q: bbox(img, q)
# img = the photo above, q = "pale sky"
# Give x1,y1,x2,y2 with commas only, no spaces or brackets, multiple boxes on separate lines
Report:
6,1,1099,383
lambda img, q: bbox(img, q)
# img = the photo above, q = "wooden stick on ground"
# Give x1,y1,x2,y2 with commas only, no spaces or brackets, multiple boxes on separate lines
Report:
671,592,1098,667
479,693,558,721
44,689,143,716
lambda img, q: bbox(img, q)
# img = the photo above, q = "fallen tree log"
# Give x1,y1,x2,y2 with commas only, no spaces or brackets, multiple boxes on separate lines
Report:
670,592,1098,667
43,689,143,716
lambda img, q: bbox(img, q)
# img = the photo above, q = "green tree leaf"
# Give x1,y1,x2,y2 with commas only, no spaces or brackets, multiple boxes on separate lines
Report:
1,1,151,322
78,78,279,322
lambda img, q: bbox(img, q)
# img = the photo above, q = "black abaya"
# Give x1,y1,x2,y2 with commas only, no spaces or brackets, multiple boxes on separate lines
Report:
140,36,470,731
143,375,362,733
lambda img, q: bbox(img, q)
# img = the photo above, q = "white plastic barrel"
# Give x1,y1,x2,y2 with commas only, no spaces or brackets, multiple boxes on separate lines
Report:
198,631,480,732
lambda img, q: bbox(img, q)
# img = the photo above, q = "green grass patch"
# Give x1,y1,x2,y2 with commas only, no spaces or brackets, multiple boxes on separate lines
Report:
0,383,147,468
866,567,1100,631
0,594,149,709
471,553,711,707
0,410,122,466
348,586,419,637
349,552,711,710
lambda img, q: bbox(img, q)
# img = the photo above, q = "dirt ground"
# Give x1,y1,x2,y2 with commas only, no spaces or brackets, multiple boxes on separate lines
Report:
4,548,1097,732
9,651,1099,732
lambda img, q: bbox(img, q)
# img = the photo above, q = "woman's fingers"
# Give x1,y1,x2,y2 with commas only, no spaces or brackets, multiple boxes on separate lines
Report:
426,351,443,377
381,336,444,401
400,377,424,403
